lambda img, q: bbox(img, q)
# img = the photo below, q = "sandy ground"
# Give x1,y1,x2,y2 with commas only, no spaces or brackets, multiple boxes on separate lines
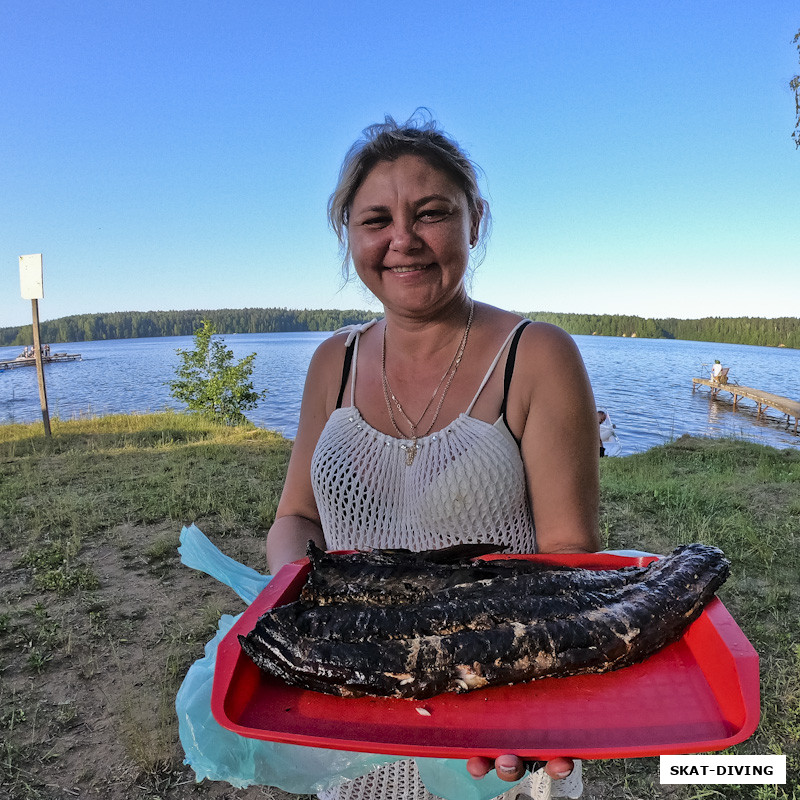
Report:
0,520,319,800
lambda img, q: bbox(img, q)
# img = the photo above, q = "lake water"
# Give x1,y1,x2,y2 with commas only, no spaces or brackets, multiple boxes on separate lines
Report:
2,332,799,454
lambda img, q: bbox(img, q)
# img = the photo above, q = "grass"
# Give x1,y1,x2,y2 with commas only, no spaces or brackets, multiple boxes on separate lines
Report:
0,411,292,546
0,413,798,798
593,434,800,798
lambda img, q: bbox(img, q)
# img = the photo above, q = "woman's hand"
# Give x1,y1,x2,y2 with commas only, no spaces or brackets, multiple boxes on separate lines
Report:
466,755,574,783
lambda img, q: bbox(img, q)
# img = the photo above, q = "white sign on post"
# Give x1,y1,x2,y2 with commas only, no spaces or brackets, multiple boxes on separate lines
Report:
20,253,44,299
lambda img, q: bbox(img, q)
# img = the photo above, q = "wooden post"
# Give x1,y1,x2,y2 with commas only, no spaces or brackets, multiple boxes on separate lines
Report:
19,254,51,438
30,298,51,437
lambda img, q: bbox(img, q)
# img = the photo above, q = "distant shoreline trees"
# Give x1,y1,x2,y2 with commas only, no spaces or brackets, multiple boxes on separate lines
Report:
1,307,798,349
0,308,377,347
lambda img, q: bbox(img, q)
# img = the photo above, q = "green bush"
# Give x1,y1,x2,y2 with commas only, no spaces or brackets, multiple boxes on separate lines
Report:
169,320,267,426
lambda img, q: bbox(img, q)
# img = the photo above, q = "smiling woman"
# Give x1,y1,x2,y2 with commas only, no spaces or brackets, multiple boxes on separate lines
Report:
255,112,599,800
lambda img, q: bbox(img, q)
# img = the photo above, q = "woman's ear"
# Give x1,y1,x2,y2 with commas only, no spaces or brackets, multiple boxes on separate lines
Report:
469,205,484,247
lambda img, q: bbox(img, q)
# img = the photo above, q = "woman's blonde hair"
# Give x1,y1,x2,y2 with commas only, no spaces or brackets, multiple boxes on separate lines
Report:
328,109,491,280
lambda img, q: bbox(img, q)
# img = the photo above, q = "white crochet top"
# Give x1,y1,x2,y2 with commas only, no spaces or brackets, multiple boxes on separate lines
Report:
311,320,537,555
310,322,586,800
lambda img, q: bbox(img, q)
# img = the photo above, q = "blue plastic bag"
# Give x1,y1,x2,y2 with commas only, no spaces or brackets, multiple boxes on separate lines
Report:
175,524,515,798
177,523,271,604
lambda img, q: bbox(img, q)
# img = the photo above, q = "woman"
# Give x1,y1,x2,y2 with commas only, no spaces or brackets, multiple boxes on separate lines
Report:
267,113,600,800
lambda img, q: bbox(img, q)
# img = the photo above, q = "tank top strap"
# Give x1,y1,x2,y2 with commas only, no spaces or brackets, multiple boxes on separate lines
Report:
465,318,531,415
334,320,377,409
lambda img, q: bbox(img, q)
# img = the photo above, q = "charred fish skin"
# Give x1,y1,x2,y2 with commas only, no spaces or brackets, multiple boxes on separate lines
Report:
289,579,642,642
254,552,650,647
300,541,641,607
251,556,650,647
239,543,730,699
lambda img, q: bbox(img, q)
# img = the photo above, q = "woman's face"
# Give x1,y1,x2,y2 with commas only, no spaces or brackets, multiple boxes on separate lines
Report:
347,154,480,317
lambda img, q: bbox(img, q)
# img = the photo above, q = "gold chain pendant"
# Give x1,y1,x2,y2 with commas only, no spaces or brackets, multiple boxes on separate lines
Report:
405,441,418,466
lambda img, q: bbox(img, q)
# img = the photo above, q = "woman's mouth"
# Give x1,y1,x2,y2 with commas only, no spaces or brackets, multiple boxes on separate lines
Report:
387,264,431,274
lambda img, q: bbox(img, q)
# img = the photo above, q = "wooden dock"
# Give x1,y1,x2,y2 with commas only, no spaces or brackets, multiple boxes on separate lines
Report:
0,353,82,371
692,378,800,434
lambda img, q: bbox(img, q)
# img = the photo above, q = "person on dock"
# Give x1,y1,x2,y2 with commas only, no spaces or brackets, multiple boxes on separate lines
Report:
711,360,723,381
266,111,599,800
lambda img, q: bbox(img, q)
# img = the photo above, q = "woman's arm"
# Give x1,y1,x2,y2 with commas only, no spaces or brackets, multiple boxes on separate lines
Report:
266,515,326,575
266,334,345,574
468,324,597,785
512,322,600,554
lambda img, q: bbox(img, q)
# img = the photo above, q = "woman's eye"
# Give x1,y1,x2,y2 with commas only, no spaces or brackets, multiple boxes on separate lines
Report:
419,208,449,221
363,216,390,227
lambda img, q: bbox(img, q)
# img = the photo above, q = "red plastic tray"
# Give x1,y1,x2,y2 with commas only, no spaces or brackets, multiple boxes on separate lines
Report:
211,553,760,760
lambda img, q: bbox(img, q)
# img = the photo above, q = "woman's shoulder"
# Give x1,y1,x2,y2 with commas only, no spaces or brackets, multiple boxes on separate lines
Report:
518,319,579,351
304,332,349,386
306,333,344,372
510,319,586,382
477,305,576,354
301,329,362,415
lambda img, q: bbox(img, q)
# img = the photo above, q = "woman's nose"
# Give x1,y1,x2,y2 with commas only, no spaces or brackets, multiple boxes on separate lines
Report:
389,218,421,252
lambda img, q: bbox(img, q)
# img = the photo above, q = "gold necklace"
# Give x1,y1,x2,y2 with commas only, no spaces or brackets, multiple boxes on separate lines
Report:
382,299,474,466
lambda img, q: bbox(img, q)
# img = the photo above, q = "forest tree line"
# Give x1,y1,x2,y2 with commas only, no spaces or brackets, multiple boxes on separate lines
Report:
0,308,376,347
1,307,799,349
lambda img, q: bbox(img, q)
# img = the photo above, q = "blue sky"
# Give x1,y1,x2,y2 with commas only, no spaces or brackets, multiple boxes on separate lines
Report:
2,1,799,330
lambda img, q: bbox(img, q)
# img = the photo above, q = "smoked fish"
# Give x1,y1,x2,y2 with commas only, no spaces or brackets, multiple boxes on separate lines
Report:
239,543,729,699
